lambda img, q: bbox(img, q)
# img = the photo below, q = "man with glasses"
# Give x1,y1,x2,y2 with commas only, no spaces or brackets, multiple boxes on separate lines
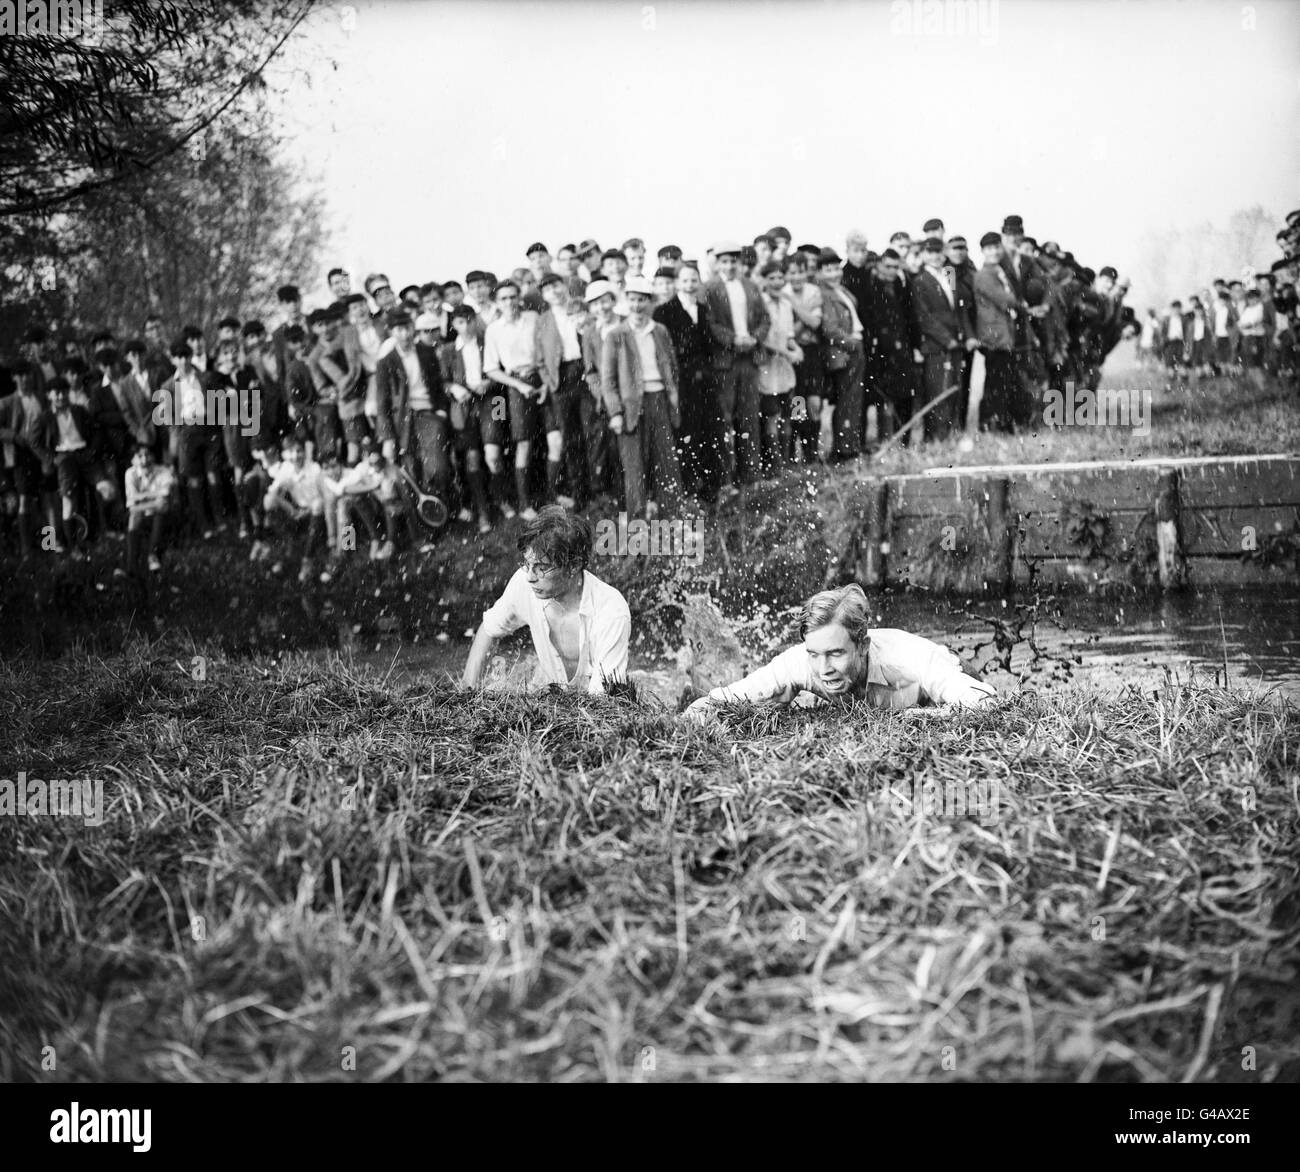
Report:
461,505,631,694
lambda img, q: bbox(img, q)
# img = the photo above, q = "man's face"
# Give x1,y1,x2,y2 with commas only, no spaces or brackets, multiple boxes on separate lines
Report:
653,275,675,303
890,235,912,254
528,251,551,279
602,255,628,282
626,291,652,322
1001,234,1022,255
444,285,465,309
876,256,900,282
145,320,164,345
579,250,601,275
132,449,150,472
623,247,645,275
771,238,789,263
392,323,415,348
329,271,350,297
187,335,205,357
555,249,575,277
1095,274,1115,296
51,387,70,411
521,546,577,600
754,241,772,268
451,315,472,338
946,243,968,267
420,292,442,315
904,247,923,275
373,286,396,312
714,253,739,280
467,279,491,304
922,248,944,269
216,345,237,374
593,293,616,319
806,622,863,695
497,287,521,317
567,302,588,331
1255,277,1271,296
676,267,700,296
763,270,785,298
217,326,237,343
787,263,807,291
541,282,566,310
416,327,438,347
846,239,868,267
819,262,842,286
982,244,1004,266
348,301,370,328
283,445,305,470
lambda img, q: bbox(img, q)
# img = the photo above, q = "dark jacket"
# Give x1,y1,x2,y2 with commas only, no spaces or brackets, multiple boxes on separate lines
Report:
701,276,770,369
910,266,970,355
653,296,713,391
375,342,448,453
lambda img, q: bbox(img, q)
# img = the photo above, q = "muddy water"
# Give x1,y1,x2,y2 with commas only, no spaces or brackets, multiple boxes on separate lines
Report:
322,585,1300,702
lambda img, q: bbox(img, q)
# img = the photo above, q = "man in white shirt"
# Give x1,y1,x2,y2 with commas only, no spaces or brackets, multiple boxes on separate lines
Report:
539,273,587,508
484,279,544,519
685,584,994,726
462,506,631,694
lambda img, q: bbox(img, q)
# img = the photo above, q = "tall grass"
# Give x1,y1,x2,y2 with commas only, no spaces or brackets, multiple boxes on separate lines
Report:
1,646,1295,1082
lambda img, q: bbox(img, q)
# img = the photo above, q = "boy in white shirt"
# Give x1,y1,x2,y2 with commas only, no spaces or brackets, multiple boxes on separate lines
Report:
263,436,329,582
124,443,174,574
462,506,631,695
756,261,802,483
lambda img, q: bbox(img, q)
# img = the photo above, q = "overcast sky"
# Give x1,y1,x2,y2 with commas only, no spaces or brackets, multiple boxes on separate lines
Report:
276,0,1299,303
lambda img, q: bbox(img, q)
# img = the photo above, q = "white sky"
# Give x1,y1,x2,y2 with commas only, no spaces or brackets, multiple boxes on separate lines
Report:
274,0,1300,303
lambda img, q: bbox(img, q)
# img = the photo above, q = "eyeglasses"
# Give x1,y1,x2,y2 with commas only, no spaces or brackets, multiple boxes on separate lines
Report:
521,556,558,577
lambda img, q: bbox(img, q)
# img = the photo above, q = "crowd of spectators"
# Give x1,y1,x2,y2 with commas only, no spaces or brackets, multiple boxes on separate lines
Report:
3,209,1294,581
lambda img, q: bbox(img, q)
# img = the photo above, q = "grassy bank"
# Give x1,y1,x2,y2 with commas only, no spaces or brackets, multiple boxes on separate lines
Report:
1,649,1296,1081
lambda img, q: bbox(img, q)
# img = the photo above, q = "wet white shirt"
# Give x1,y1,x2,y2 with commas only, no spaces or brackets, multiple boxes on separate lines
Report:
478,568,631,695
686,629,995,717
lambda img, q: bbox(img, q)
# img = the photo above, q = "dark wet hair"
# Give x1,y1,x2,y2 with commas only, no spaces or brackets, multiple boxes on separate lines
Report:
517,505,593,576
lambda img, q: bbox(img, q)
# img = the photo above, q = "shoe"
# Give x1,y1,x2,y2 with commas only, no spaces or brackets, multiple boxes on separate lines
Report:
319,570,332,584
148,555,162,573
519,507,538,521
369,540,381,560
271,561,283,575
477,516,492,535
376,541,395,561
457,507,473,522
238,526,250,540
418,541,437,554
202,529,216,540
556,494,576,509
499,504,517,519
112,567,127,579
298,560,313,583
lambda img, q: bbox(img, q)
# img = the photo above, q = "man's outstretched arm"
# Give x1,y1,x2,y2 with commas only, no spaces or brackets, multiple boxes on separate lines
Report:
461,623,500,688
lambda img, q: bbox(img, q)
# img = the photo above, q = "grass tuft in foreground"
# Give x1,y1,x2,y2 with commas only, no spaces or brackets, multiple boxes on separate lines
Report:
0,646,1296,1081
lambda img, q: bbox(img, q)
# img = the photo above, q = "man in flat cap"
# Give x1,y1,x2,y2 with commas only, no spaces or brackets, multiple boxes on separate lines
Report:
702,241,770,497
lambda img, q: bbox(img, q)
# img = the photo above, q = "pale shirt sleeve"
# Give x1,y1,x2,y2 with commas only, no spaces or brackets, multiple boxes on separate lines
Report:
686,645,810,718
879,630,996,707
482,323,504,376
587,595,631,695
478,569,529,639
